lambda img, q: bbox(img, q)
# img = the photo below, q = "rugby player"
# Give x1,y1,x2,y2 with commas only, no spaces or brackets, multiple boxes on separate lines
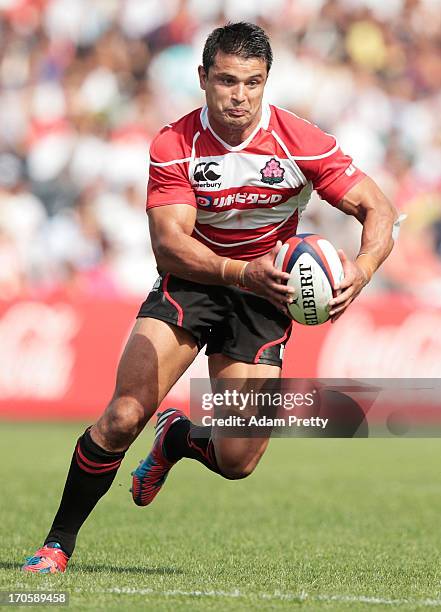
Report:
23,22,397,573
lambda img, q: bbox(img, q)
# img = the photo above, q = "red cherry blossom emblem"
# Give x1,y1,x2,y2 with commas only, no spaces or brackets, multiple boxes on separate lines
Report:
260,158,285,184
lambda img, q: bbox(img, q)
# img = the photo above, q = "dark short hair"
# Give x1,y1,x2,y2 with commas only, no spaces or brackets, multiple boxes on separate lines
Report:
202,22,273,74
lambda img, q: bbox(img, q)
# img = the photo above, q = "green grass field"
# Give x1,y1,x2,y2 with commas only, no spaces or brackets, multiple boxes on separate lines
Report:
1,422,440,611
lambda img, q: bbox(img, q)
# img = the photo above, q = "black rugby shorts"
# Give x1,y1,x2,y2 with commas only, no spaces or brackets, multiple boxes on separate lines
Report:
137,273,293,367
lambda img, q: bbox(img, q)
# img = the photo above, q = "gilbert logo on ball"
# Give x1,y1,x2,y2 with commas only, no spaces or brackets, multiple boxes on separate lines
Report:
274,234,344,325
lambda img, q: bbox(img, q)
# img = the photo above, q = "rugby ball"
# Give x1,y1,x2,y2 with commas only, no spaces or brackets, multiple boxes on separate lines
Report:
274,234,344,325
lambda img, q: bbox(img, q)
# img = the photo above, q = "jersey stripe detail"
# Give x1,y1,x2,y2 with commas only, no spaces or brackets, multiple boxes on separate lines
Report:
188,131,201,180
272,104,337,138
150,157,192,167
272,105,340,160
193,212,294,247
289,141,339,161
193,214,300,259
271,130,307,185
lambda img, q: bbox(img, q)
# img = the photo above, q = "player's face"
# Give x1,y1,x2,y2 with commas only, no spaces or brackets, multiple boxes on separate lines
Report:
199,51,268,133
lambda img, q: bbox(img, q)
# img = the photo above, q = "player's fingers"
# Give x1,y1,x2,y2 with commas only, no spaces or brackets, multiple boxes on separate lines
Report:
268,294,293,310
268,281,295,297
330,303,352,322
329,286,353,307
269,268,291,283
335,273,355,290
334,250,349,291
267,275,294,290
337,249,348,265
269,240,283,257
266,285,294,305
329,298,352,317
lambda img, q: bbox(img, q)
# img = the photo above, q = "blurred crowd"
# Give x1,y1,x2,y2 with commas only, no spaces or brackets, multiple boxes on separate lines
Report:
0,0,440,301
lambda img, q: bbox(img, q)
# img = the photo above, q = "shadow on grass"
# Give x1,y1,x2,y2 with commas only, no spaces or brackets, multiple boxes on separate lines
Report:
2,561,183,576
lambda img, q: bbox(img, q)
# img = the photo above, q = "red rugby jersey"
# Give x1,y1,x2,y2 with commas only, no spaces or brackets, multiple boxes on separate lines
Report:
147,103,365,260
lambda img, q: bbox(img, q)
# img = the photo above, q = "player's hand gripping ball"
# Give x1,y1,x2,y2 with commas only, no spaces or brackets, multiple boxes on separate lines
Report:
274,234,343,325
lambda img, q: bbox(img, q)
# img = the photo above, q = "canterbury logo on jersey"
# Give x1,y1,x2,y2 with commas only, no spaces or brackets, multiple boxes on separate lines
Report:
193,161,222,187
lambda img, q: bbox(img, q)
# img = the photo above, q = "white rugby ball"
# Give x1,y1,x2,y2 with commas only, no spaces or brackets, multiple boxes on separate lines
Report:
274,233,344,325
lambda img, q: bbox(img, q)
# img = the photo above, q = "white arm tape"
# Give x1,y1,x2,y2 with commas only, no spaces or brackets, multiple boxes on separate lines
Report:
392,213,407,241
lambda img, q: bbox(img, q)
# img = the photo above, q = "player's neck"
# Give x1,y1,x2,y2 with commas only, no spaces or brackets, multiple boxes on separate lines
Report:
207,107,262,147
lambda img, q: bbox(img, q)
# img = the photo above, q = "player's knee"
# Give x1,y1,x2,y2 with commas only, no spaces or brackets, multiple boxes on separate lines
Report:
109,399,147,436
217,445,266,480
219,462,256,480
99,398,147,449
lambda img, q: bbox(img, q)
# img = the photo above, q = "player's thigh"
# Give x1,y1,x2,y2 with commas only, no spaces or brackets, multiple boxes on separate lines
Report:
93,318,198,450
208,354,281,474
113,317,198,419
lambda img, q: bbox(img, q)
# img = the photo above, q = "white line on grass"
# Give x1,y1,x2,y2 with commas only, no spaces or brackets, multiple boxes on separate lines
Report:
94,587,441,607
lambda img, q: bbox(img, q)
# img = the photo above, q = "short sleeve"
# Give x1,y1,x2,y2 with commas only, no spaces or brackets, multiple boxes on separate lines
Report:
294,122,366,206
146,130,196,210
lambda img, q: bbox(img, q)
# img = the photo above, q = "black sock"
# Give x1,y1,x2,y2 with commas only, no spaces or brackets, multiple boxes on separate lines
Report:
44,428,125,557
163,420,222,475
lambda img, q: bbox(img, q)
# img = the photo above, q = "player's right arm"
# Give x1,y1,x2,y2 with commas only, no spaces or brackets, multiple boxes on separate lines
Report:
148,204,294,310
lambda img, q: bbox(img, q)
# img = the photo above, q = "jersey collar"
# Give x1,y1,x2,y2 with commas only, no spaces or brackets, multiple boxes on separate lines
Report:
199,102,271,152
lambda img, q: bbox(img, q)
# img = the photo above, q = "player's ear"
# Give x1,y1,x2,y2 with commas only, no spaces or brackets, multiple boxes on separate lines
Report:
198,65,207,91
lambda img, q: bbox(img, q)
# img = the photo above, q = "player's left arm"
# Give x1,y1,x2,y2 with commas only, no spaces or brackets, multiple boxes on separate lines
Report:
328,175,398,322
